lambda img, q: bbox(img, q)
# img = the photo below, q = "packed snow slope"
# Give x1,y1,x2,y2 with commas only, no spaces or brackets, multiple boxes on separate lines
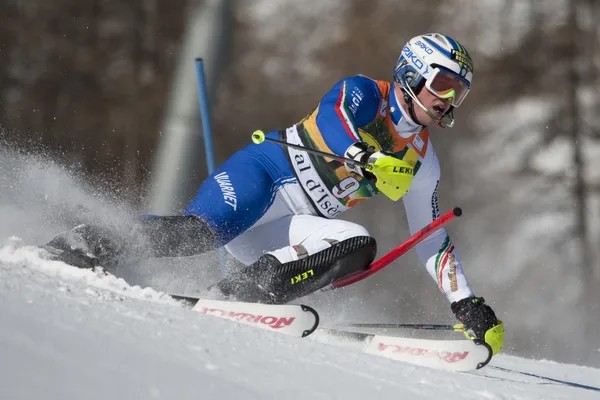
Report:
1,243,599,400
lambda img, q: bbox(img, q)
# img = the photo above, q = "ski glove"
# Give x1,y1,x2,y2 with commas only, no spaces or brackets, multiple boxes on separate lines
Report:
344,142,414,201
451,296,504,355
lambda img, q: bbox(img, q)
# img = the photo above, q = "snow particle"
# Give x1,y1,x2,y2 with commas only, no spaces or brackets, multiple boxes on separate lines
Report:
205,363,219,371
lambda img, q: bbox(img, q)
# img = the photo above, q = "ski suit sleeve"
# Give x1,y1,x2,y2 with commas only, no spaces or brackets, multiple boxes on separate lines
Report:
314,75,381,156
401,143,475,304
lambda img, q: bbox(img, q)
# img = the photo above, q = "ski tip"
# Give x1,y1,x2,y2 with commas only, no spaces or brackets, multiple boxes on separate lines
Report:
453,207,463,217
300,304,320,337
169,294,201,308
473,339,493,369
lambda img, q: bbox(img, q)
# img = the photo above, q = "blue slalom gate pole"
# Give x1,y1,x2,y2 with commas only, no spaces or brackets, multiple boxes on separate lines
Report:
195,58,228,275
195,58,216,174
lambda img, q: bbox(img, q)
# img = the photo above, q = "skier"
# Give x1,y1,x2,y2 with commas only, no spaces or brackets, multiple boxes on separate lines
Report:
45,33,504,354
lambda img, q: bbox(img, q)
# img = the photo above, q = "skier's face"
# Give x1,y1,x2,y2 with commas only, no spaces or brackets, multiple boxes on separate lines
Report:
415,87,452,127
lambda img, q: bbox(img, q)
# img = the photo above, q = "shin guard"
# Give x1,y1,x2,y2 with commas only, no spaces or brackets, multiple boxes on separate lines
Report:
216,236,376,304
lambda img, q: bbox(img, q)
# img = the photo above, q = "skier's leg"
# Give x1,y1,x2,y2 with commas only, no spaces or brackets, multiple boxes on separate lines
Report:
183,149,279,248
45,141,283,268
136,137,291,257
217,215,377,304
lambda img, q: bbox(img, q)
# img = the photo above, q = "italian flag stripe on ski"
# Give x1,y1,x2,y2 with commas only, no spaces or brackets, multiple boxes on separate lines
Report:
434,235,454,294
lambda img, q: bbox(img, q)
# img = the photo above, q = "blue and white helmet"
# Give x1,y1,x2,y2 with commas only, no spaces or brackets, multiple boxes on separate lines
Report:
393,33,474,127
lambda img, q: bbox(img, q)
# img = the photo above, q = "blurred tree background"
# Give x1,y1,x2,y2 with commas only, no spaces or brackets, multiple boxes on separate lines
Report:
1,0,599,367
1,0,187,201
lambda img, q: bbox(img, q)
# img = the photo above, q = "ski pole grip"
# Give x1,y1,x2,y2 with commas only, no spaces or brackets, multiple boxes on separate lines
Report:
252,130,266,144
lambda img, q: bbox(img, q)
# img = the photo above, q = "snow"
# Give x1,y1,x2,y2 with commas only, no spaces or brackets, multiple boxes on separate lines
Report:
2,1,600,391
1,145,599,399
1,243,599,400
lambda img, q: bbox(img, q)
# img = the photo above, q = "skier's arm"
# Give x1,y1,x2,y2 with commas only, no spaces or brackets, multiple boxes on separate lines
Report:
314,75,381,156
401,149,474,303
315,76,414,200
402,148,503,354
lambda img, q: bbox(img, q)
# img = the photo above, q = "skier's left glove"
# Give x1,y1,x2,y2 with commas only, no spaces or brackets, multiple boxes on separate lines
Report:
451,296,504,355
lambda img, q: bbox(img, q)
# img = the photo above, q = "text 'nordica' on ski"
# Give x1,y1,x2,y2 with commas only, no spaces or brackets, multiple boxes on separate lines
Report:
321,328,493,372
171,294,492,372
170,295,320,338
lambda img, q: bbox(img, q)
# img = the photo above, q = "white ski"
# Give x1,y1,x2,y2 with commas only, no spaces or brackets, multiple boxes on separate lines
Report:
173,296,320,338
323,329,492,372
364,334,492,372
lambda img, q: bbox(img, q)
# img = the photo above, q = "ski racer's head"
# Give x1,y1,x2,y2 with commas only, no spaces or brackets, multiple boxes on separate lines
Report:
393,33,473,128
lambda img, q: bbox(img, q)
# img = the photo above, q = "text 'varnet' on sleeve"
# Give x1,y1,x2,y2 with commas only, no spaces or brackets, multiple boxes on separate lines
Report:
315,75,381,156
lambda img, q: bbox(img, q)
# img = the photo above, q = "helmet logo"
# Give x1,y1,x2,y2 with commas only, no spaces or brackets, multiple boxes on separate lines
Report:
414,40,434,55
451,49,473,75
402,45,429,75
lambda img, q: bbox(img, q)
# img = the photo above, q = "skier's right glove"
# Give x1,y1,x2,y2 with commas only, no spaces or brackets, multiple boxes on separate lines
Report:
451,296,504,355
344,142,414,201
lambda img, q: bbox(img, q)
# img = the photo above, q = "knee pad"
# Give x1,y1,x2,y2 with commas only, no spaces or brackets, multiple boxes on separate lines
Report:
280,235,376,283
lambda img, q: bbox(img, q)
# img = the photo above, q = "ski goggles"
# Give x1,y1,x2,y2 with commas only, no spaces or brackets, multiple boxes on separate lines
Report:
425,66,470,108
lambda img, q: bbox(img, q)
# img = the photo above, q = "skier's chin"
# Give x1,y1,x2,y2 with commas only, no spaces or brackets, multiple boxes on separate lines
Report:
415,110,436,127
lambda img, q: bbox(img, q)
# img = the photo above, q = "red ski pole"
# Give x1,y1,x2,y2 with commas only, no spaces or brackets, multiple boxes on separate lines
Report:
331,207,462,289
